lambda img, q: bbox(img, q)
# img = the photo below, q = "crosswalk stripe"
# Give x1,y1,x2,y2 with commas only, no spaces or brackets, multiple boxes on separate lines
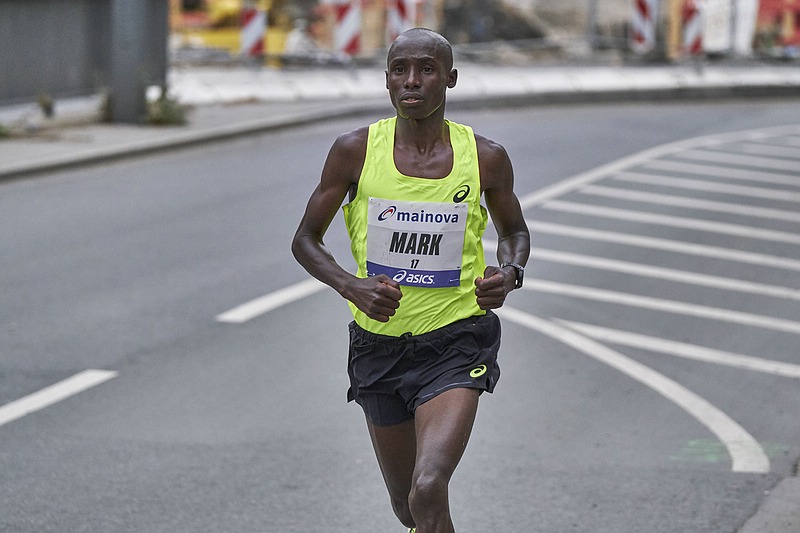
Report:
614,172,800,203
555,319,800,379
675,149,800,173
645,159,800,187
531,248,800,301
542,200,800,245
523,279,800,335
527,221,800,271
580,184,800,222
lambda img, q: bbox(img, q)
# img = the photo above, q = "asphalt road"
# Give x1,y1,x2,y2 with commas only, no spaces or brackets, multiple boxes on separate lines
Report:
1,99,800,532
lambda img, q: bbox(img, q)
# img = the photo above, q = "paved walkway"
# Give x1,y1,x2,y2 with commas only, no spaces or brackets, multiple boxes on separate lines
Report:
1,60,799,180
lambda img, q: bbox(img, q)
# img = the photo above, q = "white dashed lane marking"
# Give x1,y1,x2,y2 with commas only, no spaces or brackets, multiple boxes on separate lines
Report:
0,370,117,428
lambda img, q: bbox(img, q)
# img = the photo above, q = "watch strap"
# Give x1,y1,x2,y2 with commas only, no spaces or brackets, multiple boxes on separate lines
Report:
500,262,524,289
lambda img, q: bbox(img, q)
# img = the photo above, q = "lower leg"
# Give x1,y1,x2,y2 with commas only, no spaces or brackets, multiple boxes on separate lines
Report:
407,388,480,533
367,418,417,528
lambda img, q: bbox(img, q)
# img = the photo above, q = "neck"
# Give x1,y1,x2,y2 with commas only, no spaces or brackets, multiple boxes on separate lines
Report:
395,107,448,149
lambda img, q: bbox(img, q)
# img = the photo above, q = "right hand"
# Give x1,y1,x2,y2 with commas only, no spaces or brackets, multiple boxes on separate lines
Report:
344,274,403,322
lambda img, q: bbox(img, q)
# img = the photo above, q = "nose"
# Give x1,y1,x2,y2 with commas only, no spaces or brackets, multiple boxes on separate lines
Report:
404,67,420,88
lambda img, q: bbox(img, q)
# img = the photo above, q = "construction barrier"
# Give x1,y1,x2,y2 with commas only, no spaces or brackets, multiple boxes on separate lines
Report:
332,0,361,55
386,0,415,44
240,6,266,57
630,0,659,54
682,0,703,55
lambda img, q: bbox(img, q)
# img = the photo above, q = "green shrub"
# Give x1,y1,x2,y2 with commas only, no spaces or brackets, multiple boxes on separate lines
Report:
147,87,188,126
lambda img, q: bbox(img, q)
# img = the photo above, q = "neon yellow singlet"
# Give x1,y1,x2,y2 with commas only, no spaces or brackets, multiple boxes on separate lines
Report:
342,117,488,336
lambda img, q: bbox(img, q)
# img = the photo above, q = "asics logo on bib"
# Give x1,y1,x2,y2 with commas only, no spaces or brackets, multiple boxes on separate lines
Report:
376,207,460,225
392,270,435,285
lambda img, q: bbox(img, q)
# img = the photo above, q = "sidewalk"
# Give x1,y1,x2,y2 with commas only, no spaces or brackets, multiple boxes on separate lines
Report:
1,59,800,180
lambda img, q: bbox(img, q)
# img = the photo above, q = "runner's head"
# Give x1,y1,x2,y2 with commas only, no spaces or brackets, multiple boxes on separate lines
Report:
386,28,457,119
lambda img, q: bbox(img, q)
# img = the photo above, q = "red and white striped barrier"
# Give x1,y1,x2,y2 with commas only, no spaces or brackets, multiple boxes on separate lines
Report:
386,0,416,43
682,0,704,55
333,0,361,56
240,7,266,57
630,0,659,54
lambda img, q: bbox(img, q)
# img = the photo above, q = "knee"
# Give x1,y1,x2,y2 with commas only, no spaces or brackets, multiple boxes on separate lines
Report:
408,471,449,515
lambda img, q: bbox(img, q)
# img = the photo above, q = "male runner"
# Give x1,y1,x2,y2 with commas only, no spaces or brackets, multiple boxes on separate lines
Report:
292,28,530,533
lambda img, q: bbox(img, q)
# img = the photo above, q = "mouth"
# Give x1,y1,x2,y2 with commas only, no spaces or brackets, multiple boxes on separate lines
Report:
400,94,423,104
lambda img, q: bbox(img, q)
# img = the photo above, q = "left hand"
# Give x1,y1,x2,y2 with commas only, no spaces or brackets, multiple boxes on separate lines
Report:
474,265,515,310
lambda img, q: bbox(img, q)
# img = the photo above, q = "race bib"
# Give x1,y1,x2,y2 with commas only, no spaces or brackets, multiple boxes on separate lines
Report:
366,197,467,288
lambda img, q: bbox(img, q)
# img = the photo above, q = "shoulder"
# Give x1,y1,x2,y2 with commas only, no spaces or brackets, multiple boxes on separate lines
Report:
323,125,370,184
474,133,513,191
474,133,510,166
331,125,370,157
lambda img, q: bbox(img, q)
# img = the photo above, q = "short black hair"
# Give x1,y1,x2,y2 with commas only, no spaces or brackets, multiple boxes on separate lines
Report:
387,28,454,71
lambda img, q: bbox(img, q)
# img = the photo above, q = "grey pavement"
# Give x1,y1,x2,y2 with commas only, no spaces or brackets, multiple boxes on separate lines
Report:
1,59,800,180
1,58,799,533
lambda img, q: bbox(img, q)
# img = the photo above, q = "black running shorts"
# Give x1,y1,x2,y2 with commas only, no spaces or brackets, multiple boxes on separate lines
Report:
346,311,501,426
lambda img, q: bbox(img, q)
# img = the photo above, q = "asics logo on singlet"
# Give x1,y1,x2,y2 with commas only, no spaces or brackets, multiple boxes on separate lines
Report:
453,184,470,203
377,206,397,221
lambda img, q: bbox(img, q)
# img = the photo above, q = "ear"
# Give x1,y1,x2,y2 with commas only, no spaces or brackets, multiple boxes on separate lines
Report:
447,69,458,89
385,70,389,90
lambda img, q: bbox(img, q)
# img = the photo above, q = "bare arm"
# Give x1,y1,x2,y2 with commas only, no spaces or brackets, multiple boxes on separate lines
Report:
291,128,403,322
474,135,531,309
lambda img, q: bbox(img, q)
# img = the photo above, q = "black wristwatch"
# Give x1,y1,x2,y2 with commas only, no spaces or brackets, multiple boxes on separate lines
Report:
500,262,525,289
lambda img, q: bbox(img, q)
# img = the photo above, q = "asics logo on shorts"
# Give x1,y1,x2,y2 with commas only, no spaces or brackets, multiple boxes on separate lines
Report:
470,365,487,378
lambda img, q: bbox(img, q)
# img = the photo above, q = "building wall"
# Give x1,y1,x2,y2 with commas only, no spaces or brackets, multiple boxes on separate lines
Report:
0,0,167,106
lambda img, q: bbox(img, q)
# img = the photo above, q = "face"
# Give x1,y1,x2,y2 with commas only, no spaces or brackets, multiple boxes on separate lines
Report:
385,31,457,120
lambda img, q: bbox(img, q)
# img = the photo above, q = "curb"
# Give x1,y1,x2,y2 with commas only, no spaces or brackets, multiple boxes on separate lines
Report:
2,78,799,181
738,478,800,533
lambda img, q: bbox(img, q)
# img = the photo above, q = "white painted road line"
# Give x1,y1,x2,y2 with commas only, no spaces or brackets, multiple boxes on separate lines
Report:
517,137,698,209
675,149,800,172
524,279,800,336
0,370,118,428
216,277,326,324
580,185,800,223
556,320,800,379
719,142,800,160
496,307,770,473
542,200,800,245
645,159,800,187
517,124,800,210
530,248,800,301
527,221,800,272
614,172,800,203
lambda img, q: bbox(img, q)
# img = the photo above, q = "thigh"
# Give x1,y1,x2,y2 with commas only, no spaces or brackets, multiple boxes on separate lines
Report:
413,387,480,479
